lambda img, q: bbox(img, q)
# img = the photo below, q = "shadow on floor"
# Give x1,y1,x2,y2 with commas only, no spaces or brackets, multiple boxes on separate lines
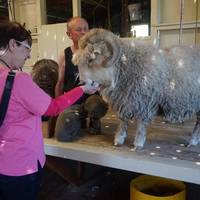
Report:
38,158,200,200
38,161,138,200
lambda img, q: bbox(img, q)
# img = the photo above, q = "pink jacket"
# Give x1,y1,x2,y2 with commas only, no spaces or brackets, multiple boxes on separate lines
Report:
0,67,83,176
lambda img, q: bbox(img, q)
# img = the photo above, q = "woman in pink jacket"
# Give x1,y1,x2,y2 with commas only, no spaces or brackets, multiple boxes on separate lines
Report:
0,21,98,200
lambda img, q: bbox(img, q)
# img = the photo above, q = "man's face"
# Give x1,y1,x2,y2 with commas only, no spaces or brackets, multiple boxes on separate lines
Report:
67,19,89,43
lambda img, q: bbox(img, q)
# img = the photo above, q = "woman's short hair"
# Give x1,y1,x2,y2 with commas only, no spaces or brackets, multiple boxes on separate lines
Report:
0,21,32,49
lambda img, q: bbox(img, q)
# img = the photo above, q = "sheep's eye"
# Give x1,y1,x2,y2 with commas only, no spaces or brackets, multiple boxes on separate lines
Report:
88,58,93,64
94,52,99,56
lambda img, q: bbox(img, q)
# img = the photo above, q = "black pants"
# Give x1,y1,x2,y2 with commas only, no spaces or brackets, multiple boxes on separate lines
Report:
0,161,43,200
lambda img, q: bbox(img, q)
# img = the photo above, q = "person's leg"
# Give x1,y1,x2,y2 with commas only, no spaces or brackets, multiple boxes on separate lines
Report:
55,104,82,141
84,95,109,134
89,117,102,134
0,164,43,200
79,103,88,129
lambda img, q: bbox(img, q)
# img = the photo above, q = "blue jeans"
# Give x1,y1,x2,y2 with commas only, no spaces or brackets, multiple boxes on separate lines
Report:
0,161,43,200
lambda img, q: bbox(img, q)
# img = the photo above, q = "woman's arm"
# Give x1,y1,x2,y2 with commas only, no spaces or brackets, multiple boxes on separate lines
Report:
44,84,99,116
45,87,83,116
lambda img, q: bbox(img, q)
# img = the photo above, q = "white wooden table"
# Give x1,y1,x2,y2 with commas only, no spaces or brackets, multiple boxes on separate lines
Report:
44,112,200,184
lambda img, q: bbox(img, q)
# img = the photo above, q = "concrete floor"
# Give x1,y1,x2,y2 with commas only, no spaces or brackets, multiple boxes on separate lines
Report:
38,161,136,200
38,158,200,200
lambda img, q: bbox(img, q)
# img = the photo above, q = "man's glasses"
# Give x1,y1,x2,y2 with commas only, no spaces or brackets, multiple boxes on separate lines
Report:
15,40,31,50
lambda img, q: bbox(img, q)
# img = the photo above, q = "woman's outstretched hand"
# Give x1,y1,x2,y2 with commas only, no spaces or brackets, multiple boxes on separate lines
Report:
80,81,100,94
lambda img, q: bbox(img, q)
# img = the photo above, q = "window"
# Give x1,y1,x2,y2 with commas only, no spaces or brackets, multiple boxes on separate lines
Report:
44,0,150,37
81,0,122,35
128,0,151,37
131,24,149,37
0,0,9,21
46,0,72,24
81,0,150,37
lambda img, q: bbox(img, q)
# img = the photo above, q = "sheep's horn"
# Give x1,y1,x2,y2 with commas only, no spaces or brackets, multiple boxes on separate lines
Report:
93,49,101,54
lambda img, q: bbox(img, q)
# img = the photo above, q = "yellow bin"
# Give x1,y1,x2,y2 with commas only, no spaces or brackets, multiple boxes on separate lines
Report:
130,175,185,200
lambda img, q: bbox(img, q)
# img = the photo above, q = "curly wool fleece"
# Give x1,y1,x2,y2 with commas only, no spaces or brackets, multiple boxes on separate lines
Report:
73,28,200,149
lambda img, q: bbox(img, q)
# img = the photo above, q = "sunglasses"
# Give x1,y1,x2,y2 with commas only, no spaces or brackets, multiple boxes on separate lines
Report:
15,40,31,50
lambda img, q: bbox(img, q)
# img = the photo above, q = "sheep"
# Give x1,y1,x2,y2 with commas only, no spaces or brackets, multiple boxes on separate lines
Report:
72,28,200,149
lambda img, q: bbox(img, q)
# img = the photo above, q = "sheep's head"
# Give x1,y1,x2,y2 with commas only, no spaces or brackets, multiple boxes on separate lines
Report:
72,28,122,89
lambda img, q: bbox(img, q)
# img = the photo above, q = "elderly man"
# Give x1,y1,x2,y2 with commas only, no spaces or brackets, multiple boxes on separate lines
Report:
55,17,108,141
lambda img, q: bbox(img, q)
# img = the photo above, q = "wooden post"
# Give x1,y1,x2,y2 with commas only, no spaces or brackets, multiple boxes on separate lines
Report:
121,0,130,37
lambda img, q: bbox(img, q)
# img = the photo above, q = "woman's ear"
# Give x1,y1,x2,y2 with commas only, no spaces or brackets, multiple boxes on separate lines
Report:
8,39,17,52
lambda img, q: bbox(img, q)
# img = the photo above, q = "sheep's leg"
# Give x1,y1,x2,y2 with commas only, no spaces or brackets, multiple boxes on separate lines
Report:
114,120,128,146
133,119,148,150
188,113,200,146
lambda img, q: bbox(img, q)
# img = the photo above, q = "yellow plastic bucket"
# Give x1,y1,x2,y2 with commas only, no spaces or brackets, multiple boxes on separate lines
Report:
130,175,185,200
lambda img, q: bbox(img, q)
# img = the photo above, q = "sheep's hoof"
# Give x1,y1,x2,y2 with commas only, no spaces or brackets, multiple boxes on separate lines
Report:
184,142,191,147
130,147,137,151
187,138,200,147
113,142,121,146
114,135,125,146
130,146,143,151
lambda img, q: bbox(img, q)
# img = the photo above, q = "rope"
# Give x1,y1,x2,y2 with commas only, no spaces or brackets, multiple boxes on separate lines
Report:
179,0,184,45
195,0,199,45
